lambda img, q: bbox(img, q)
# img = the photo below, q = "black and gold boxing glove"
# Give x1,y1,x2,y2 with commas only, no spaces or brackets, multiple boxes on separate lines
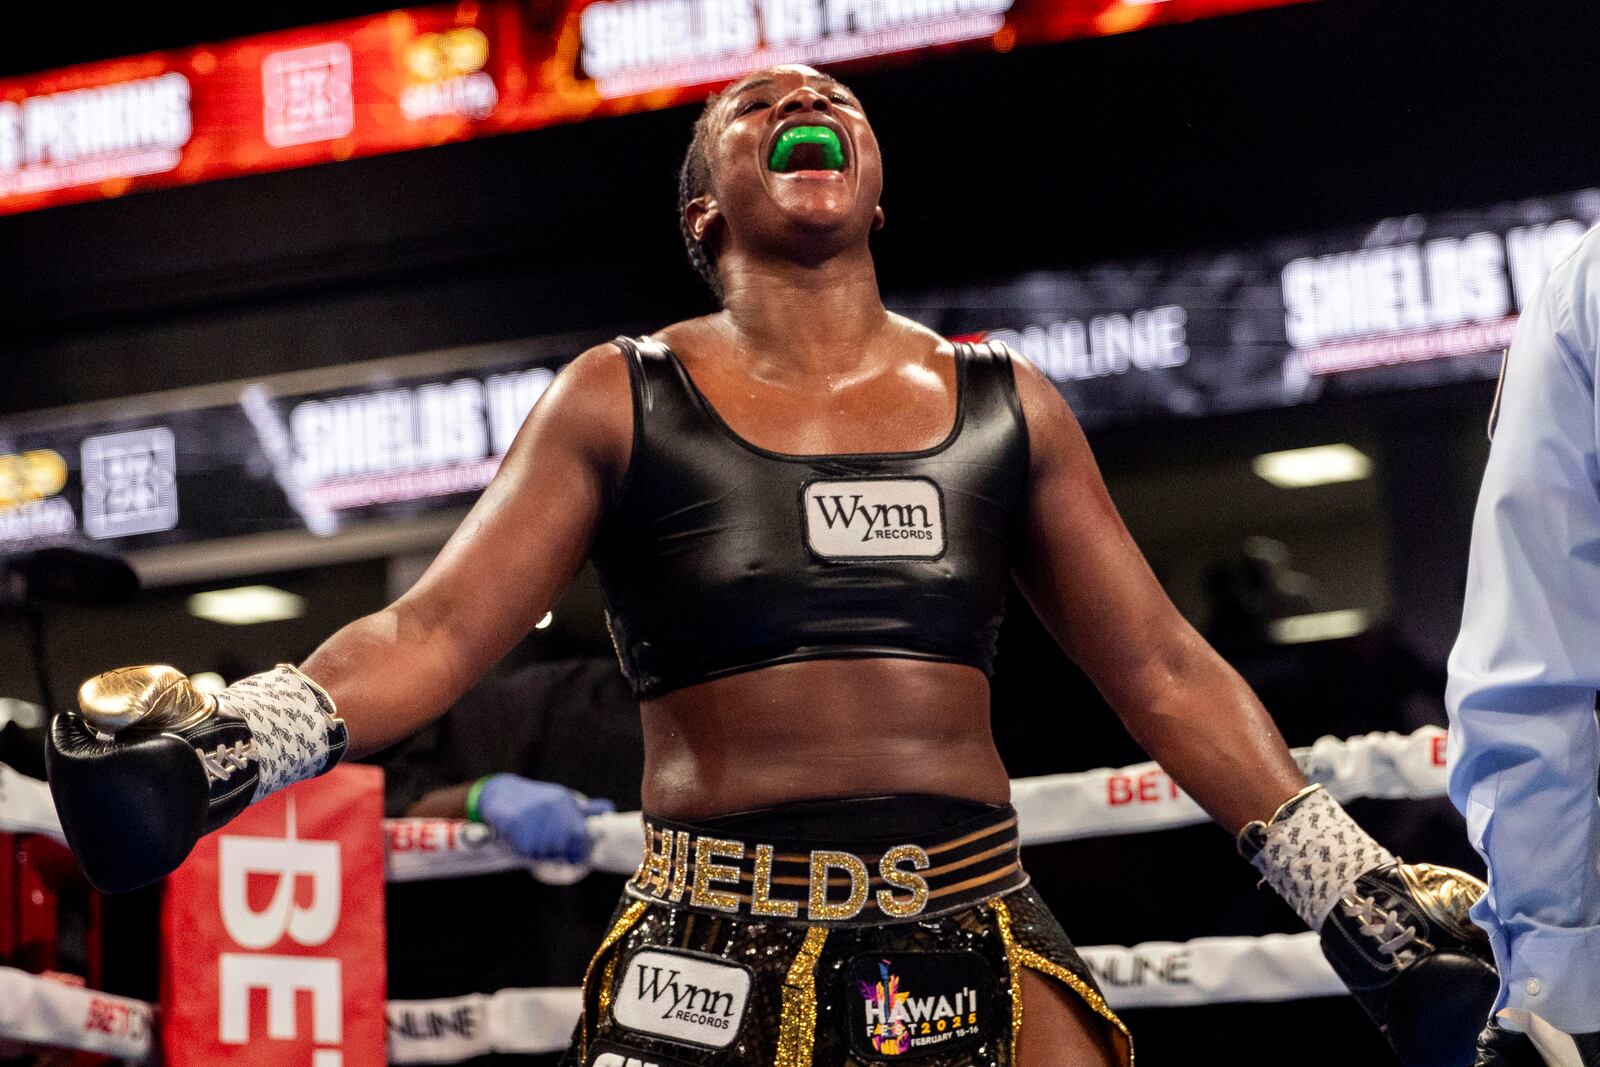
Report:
1239,785,1499,1067
46,664,347,893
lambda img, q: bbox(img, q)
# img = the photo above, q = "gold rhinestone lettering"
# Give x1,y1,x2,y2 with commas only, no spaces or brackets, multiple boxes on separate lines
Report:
690,836,745,912
639,823,672,892
807,850,869,921
668,830,691,902
876,843,931,918
751,843,800,918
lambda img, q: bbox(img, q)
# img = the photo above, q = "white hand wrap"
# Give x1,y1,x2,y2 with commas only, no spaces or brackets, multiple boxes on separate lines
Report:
1250,786,1396,928
216,665,342,802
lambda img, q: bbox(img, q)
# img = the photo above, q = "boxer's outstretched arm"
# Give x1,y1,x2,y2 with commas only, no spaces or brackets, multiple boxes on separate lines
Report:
48,347,629,892
1007,355,1304,834
1008,355,1503,1064
301,343,633,757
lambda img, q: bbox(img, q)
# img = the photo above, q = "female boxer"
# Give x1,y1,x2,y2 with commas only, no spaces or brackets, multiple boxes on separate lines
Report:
49,65,1494,1067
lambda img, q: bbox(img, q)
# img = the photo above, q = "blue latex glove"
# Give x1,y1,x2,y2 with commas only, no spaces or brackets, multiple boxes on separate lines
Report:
475,774,616,864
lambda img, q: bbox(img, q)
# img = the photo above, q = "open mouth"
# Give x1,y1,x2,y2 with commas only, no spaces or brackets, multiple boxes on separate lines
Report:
767,125,847,174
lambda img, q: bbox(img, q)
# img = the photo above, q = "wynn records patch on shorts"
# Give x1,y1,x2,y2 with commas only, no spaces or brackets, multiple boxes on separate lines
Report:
612,948,751,1049
802,477,946,561
842,951,995,1060
589,1040,696,1067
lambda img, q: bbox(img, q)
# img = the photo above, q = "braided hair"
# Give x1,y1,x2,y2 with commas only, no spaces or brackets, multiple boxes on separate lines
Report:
677,81,742,302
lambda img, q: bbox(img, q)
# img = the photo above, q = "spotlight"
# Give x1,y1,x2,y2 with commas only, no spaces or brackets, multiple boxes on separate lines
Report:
187,585,306,625
1269,609,1370,645
1252,444,1372,489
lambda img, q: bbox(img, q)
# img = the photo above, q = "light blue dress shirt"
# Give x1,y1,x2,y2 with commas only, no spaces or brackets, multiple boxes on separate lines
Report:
1448,226,1600,1034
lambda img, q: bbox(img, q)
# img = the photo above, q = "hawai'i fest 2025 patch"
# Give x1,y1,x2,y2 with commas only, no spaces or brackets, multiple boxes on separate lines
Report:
842,951,996,1060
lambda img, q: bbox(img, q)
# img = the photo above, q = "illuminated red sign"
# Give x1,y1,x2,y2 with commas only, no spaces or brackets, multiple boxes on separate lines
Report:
0,0,1313,215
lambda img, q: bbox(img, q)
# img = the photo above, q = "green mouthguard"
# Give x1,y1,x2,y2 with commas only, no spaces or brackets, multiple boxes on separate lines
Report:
768,125,844,172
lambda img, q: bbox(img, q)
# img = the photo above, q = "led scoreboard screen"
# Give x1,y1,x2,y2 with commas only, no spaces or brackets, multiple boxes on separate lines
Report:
0,0,1313,216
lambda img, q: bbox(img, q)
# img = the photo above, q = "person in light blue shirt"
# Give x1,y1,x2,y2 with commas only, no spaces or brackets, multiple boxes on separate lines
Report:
1449,226,1600,1064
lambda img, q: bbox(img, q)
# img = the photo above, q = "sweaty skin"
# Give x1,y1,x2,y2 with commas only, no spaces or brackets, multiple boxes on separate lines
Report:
300,65,1302,1061
305,65,1302,831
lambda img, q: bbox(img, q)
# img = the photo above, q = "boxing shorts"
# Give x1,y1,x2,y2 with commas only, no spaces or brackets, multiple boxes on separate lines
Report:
563,795,1132,1067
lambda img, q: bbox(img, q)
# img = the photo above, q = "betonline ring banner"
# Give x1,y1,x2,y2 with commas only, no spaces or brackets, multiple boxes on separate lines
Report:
908,188,1600,429
161,766,387,1067
0,0,1312,217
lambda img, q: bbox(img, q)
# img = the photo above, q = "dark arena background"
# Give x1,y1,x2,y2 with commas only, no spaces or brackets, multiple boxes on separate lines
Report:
0,1,1595,1064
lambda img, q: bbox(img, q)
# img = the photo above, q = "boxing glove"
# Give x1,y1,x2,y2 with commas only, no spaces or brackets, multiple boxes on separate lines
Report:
1319,861,1499,1067
46,664,347,893
1240,785,1498,1067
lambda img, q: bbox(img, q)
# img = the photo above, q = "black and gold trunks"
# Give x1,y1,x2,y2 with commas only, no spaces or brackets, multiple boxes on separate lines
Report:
563,795,1132,1067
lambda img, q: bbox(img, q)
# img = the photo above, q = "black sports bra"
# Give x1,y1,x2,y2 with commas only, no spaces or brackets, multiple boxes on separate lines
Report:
589,337,1032,698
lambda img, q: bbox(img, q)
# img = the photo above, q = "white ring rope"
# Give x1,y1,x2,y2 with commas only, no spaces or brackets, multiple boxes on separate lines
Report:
0,932,1347,1062
387,934,1347,1060
0,762,70,839
0,966,155,1062
0,727,1449,879
0,726,1452,1061
377,725,1452,882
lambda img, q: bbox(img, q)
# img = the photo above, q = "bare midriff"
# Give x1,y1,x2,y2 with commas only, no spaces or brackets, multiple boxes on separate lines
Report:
638,657,1012,820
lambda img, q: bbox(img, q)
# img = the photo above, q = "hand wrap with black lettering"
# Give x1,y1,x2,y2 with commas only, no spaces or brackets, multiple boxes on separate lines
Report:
1239,785,1396,927
218,664,346,802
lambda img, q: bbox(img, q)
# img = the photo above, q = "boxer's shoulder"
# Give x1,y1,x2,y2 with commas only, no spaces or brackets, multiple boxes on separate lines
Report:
506,342,635,492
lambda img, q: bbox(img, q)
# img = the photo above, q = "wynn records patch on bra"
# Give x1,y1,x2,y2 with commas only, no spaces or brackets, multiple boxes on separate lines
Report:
611,948,751,1049
802,477,947,561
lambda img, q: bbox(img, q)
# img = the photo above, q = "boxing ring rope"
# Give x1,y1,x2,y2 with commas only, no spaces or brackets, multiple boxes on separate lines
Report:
0,725,1451,1063
389,725,1448,883
382,933,1348,1062
0,965,155,1061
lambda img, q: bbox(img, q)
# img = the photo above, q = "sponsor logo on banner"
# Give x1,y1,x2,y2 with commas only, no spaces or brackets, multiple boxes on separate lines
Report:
386,818,497,854
988,305,1190,384
0,71,191,197
386,999,489,1061
1281,219,1586,376
1106,767,1182,806
612,949,751,1048
0,497,76,548
803,478,945,561
589,1041,695,1067
0,449,75,550
262,43,354,147
388,1003,482,1040
844,952,991,1059
1083,944,1193,990
401,28,498,121
286,367,552,510
80,427,178,540
0,449,67,510
579,0,1015,97
161,766,386,1067
84,996,153,1043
